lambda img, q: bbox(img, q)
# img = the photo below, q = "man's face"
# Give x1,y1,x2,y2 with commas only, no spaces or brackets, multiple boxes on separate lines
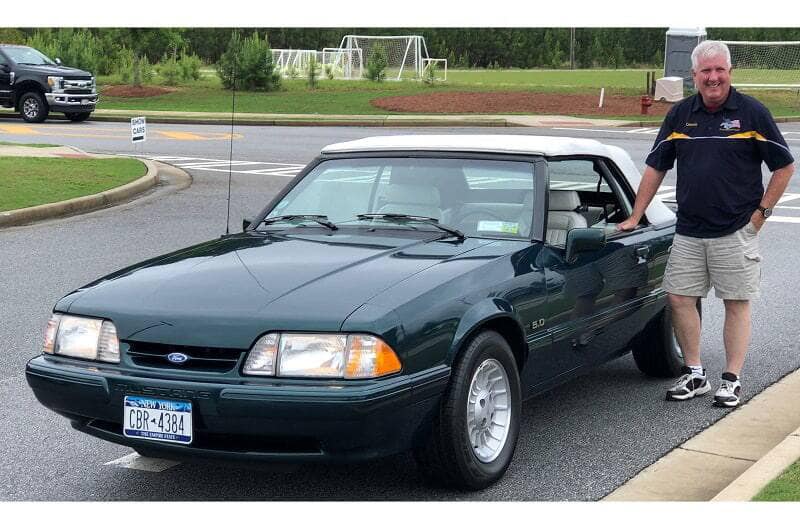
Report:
692,54,732,108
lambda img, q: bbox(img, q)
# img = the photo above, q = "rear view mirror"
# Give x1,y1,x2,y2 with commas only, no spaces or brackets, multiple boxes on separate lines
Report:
55,58,62,65
242,217,253,231
565,228,606,263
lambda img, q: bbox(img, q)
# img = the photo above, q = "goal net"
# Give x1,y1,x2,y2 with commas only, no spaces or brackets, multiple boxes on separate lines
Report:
720,41,800,88
272,49,319,77
337,35,446,81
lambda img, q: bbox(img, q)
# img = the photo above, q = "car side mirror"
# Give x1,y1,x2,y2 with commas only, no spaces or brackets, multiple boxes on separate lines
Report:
0,64,9,73
55,58,62,66
565,228,606,263
242,217,253,231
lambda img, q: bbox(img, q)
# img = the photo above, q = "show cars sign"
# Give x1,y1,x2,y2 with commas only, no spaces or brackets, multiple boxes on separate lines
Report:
131,116,146,143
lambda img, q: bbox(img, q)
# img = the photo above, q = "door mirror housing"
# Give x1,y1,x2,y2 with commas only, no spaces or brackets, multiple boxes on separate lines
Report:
565,228,606,263
55,58,62,66
0,64,10,73
242,217,253,231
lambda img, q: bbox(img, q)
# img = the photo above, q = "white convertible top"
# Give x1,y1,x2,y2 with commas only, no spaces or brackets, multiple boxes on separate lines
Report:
323,134,617,158
321,135,675,225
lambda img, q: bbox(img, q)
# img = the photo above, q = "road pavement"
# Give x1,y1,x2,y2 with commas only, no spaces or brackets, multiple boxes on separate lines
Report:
2,120,799,500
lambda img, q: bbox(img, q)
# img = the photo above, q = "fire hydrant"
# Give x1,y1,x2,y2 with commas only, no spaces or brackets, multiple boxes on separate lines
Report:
640,95,653,115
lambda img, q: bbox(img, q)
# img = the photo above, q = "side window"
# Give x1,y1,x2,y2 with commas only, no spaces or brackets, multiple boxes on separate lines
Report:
546,158,633,246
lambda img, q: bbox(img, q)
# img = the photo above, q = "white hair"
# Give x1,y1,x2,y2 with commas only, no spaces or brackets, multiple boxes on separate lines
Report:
691,40,731,70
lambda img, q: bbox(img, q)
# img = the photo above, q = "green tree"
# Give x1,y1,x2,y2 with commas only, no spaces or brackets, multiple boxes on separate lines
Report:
216,31,281,91
365,43,388,82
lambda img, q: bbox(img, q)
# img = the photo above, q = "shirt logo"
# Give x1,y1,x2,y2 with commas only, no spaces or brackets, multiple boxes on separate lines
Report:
720,118,741,131
685,122,698,127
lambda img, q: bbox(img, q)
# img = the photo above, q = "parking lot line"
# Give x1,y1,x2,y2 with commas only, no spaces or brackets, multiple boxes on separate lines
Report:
104,452,181,472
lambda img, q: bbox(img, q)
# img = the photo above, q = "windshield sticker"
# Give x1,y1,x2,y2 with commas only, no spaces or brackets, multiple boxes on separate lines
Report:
477,221,520,234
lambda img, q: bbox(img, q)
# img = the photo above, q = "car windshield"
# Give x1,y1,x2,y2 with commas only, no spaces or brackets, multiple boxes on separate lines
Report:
265,157,536,239
3,47,55,65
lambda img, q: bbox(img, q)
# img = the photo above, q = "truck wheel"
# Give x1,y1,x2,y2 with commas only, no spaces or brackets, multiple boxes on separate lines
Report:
19,92,49,123
413,330,521,490
65,112,91,122
632,300,702,377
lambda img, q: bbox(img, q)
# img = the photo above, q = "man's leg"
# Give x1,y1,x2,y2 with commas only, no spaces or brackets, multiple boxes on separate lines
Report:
722,299,751,376
668,293,702,365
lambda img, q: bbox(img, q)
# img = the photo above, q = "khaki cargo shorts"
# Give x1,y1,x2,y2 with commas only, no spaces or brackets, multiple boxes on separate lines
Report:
663,222,762,300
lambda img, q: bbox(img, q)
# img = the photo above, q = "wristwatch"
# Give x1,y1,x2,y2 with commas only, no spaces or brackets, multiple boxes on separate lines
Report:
757,205,773,218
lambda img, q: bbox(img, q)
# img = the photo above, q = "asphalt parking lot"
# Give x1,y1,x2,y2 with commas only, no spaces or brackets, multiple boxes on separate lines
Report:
2,120,799,500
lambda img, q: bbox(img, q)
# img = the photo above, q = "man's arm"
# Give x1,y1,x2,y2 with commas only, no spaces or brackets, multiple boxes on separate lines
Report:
617,165,667,231
750,162,795,230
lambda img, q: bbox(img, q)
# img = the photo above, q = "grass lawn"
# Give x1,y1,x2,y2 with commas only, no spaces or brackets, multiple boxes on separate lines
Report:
0,157,147,212
752,459,800,501
95,70,800,118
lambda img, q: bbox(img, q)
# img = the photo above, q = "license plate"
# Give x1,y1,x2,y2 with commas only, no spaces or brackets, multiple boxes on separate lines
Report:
123,396,192,445
81,99,89,105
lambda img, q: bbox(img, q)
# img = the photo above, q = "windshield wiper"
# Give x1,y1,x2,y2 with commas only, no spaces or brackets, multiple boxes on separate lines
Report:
256,215,338,230
356,213,465,240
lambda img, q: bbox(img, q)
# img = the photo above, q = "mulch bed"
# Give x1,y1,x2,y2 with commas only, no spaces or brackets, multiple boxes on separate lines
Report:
371,91,673,116
102,85,177,98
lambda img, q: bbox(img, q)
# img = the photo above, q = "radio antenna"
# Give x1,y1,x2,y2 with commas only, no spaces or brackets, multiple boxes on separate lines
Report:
225,59,236,235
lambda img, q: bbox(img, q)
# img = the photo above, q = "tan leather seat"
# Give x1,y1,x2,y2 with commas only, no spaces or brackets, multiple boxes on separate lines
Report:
377,184,442,220
547,190,587,246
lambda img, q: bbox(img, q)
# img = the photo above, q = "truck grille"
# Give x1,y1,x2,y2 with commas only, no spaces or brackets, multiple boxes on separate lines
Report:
125,341,244,373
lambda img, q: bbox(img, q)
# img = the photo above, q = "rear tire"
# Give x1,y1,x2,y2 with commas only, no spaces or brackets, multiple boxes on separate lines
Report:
65,112,91,122
413,330,521,490
19,92,48,123
632,299,702,377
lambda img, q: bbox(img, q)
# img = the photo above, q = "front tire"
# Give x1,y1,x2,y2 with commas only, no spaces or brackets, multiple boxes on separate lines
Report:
65,112,91,122
19,92,49,123
632,300,702,377
413,330,521,490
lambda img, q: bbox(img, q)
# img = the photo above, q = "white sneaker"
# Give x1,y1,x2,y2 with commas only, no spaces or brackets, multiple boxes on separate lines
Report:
713,373,742,407
666,366,711,401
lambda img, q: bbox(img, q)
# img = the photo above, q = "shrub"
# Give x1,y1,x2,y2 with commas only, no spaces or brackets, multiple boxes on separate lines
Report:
157,54,181,86
216,31,281,91
365,44,388,82
306,56,320,89
423,62,438,86
26,29,108,75
178,53,202,82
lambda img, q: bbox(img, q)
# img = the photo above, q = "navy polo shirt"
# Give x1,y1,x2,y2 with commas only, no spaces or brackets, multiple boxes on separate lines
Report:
646,87,794,238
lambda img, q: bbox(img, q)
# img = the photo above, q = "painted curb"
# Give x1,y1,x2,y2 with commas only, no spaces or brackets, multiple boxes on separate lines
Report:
711,427,800,501
0,157,158,228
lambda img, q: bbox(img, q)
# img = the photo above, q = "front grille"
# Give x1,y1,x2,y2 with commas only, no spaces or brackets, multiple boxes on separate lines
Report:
125,341,244,373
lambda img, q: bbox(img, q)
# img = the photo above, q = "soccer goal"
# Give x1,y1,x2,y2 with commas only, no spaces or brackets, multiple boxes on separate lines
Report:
337,35,447,81
720,41,800,88
272,49,319,77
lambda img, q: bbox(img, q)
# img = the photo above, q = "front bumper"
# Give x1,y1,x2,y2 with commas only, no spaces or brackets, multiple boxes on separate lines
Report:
26,355,449,462
45,92,98,111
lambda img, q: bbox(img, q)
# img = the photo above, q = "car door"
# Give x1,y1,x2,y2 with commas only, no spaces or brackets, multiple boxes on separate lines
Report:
541,157,663,371
0,51,12,106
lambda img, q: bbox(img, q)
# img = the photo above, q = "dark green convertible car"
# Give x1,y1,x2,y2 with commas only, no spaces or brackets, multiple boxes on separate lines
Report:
27,135,680,490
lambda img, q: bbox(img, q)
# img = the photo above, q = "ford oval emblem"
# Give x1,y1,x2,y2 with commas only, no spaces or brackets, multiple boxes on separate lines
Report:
167,352,189,364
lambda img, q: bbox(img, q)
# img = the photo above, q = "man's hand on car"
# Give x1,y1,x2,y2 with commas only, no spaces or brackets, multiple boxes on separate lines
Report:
616,216,640,232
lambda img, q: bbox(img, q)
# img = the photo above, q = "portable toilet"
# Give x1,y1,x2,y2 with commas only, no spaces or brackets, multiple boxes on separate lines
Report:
664,27,706,89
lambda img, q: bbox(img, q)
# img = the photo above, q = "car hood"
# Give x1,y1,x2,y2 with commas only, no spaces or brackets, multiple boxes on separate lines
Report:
16,64,92,77
59,231,494,348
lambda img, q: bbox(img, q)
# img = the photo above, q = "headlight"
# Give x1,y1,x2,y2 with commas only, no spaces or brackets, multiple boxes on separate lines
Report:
243,332,401,379
47,76,64,91
43,313,120,363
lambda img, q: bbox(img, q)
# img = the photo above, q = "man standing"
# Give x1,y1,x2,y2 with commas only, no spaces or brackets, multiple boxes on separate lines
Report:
618,40,794,407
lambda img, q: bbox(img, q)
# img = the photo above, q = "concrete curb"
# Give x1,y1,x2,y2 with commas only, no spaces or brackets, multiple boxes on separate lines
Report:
0,157,158,228
712,426,800,501
603,367,800,501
